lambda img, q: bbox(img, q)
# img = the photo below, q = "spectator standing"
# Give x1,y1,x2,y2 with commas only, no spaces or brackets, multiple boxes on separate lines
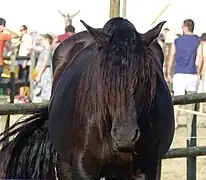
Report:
0,18,18,79
33,34,53,102
15,25,32,102
198,33,206,112
158,28,170,79
167,19,204,128
56,25,75,44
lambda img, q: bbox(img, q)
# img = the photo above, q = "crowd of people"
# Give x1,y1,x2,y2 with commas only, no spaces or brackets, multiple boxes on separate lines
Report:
160,19,206,128
0,17,206,129
0,17,75,103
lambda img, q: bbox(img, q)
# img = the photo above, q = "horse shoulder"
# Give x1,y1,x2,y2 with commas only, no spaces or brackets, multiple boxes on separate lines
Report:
48,45,96,162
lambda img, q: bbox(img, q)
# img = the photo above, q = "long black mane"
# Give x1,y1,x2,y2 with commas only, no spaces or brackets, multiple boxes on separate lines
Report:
76,24,157,129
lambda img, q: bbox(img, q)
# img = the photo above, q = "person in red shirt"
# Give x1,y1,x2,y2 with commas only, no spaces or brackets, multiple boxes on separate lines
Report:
0,18,19,79
56,25,75,43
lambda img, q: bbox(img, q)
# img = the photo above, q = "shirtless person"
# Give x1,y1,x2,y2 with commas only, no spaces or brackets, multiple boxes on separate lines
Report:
0,18,19,79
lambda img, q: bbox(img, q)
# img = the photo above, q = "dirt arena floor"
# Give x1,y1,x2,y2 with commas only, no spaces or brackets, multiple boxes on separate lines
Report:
1,106,206,180
161,106,206,180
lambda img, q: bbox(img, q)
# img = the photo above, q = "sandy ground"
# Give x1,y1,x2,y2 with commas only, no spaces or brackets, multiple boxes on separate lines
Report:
161,106,206,180
0,107,206,180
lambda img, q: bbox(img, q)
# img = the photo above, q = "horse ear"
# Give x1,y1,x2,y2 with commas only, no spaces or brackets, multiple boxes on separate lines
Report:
141,21,166,46
80,20,110,48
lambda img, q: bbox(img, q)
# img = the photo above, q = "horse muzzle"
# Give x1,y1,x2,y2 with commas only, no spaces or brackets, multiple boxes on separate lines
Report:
111,128,140,152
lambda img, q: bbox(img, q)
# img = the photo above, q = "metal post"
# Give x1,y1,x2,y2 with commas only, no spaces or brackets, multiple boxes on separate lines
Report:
122,0,127,18
187,103,197,180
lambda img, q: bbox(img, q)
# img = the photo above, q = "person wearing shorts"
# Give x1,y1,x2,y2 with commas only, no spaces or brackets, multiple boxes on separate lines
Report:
16,25,32,102
167,19,204,128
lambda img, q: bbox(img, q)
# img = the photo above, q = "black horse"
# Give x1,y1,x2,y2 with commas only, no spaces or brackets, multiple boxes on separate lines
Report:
0,18,174,180
52,18,164,93
51,18,136,91
49,18,174,179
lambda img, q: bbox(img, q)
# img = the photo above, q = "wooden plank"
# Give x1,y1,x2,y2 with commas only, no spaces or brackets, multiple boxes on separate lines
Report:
3,56,29,60
174,107,206,116
164,146,206,159
0,102,48,115
0,81,29,89
0,93,205,115
173,93,206,105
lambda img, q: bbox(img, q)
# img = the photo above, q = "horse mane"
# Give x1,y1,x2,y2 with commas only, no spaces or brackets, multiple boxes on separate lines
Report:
75,25,157,132
103,17,136,35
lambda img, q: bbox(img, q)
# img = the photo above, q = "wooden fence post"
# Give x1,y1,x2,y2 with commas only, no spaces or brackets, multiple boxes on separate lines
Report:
2,47,17,147
9,47,17,104
109,0,120,18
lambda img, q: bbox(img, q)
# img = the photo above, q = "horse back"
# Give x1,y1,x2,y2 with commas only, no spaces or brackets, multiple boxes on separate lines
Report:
52,31,95,91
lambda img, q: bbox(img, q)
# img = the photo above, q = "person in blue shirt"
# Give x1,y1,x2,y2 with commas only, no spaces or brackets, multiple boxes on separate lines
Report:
167,19,204,128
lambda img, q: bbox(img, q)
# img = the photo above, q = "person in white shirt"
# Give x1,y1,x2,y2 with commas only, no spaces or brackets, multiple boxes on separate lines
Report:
198,33,206,112
16,25,32,102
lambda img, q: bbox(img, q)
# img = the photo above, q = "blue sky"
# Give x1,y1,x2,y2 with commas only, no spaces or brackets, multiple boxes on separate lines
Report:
1,0,205,35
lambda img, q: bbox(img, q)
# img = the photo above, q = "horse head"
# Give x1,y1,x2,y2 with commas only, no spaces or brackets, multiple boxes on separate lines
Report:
80,19,166,152
103,17,136,35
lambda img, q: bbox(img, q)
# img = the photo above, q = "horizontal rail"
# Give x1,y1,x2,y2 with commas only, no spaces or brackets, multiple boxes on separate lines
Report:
0,93,205,115
164,146,206,159
173,93,206,105
3,56,30,61
0,81,29,89
0,102,48,115
174,107,206,116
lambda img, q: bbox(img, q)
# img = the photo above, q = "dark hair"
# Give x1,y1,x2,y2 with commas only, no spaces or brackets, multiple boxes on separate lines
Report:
21,25,28,31
183,19,195,32
65,25,75,33
42,34,53,44
0,18,6,26
201,33,206,41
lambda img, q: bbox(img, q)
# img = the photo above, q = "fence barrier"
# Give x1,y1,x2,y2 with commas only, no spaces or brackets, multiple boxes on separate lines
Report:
164,146,206,159
0,101,48,115
0,77,205,180
0,93,205,115
3,56,30,61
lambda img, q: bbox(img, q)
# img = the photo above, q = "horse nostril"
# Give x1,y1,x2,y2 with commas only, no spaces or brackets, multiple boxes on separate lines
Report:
132,129,140,142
